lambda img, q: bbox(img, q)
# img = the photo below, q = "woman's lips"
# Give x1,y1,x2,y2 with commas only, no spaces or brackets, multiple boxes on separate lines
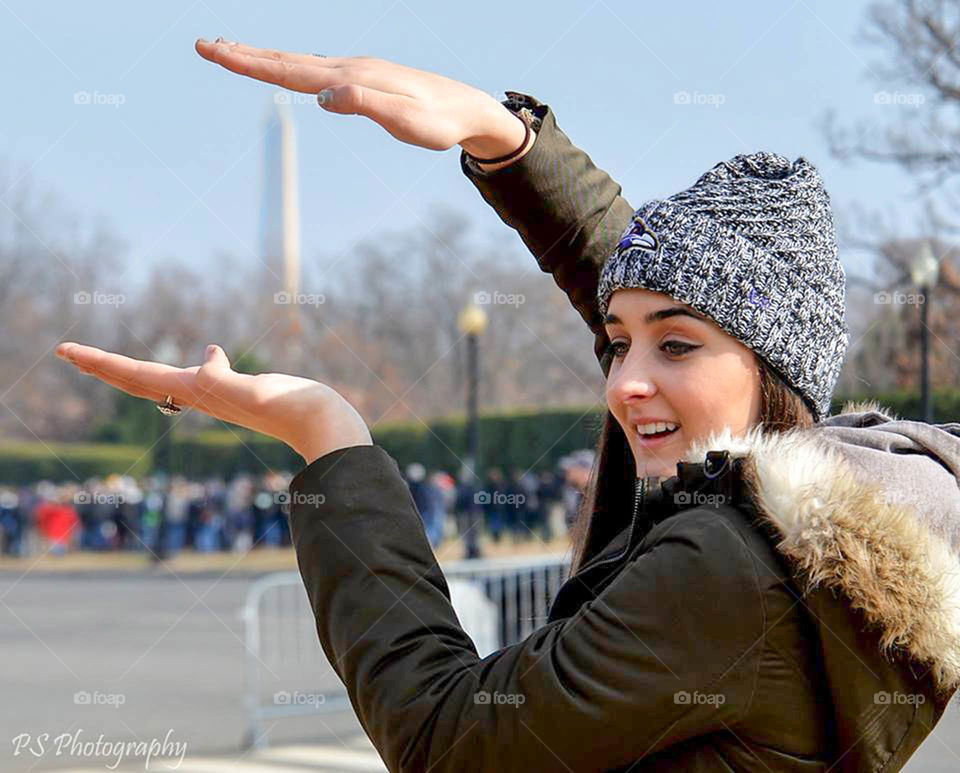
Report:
635,426,680,449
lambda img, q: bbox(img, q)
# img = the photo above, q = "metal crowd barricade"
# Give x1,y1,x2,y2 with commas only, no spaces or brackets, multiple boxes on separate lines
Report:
240,553,571,749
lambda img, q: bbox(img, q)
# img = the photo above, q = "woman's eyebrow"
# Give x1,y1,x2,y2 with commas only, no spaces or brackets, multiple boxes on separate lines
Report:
603,307,708,326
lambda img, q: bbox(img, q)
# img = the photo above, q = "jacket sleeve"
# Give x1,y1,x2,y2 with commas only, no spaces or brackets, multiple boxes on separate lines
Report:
288,444,765,773
460,93,635,373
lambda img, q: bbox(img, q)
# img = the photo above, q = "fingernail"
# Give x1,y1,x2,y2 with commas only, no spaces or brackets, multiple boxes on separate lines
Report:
206,344,216,358
317,89,333,106
214,37,236,45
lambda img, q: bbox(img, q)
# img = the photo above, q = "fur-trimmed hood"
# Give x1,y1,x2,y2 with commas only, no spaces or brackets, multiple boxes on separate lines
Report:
680,400,960,768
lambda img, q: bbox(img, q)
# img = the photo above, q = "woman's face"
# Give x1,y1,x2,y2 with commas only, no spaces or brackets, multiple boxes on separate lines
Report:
603,288,762,479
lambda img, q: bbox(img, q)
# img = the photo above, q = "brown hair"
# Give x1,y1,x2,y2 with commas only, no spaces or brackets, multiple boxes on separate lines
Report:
567,355,815,574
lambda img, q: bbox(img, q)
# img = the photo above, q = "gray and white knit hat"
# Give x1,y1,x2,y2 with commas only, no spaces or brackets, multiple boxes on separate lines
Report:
596,151,848,422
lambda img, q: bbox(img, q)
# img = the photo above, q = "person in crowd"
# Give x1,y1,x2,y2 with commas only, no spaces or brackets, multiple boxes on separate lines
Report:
34,487,80,556
0,489,24,556
558,450,595,532
452,465,475,538
225,474,255,553
405,463,445,549
479,467,506,542
163,477,190,556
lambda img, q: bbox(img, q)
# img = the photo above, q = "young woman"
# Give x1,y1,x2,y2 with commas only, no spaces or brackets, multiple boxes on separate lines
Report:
55,41,960,772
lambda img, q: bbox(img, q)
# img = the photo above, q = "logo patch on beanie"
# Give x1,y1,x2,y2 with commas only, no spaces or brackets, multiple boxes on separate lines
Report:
617,216,660,253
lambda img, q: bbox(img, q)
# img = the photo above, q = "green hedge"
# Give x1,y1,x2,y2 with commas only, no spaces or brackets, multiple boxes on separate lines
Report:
371,405,608,475
1,390,956,484
155,406,608,478
0,440,152,484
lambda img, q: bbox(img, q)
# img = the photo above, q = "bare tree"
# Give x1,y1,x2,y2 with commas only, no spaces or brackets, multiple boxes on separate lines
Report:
820,0,960,396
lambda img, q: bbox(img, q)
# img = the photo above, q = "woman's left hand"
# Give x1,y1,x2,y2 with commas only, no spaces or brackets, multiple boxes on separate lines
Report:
55,342,372,465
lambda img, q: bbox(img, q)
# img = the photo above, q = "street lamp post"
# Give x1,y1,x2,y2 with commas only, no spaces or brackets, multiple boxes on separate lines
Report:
910,242,940,423
457,302,488,560
151,339,183,562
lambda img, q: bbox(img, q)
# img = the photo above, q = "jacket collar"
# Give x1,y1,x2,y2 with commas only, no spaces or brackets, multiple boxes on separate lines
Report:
574,453,752,578
680,404,960,699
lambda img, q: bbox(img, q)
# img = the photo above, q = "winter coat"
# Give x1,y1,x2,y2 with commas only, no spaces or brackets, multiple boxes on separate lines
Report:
285,92,960,772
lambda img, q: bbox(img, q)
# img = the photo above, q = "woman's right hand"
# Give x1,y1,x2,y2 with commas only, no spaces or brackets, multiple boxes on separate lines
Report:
194,39,530,161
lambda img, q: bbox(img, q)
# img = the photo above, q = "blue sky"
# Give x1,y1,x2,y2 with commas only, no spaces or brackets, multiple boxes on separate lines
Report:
0,0,924,291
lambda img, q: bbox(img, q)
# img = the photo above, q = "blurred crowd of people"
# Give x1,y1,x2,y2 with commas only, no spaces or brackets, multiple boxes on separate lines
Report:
0,470,292,558
0,450,597,558
405,449,596,549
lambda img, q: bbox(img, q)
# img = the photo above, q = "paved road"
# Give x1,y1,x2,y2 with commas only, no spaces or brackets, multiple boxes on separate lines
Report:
0,569,374,772
2,569,959,771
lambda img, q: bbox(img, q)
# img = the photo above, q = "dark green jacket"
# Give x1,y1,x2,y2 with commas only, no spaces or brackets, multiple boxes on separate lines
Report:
288,93,960,772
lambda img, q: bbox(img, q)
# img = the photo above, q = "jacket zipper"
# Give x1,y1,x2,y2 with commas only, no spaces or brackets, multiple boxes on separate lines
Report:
575,477,644,575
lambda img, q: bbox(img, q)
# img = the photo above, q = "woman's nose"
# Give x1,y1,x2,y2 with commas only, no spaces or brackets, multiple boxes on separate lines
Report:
607,362,657,404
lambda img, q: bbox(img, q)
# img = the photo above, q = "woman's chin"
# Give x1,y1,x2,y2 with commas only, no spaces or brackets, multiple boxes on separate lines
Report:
631,440,682,478
634,455,680,479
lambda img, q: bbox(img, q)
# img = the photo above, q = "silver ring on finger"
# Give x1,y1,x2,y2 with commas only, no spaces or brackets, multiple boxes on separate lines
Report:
156,395,182,416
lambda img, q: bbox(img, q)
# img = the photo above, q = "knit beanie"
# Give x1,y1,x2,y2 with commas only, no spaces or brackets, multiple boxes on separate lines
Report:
596,151,848,422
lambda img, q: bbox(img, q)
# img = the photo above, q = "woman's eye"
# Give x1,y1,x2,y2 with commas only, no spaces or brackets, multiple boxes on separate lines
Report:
605,339,699,360
605,340,629,358
661,340,697,356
